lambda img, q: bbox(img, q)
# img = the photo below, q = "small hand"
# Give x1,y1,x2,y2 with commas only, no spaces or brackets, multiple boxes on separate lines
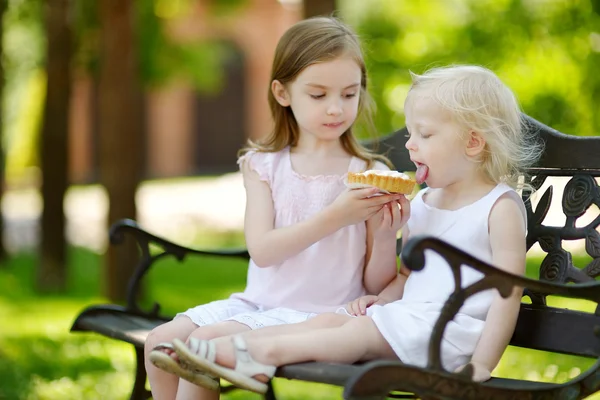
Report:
367,195,410,239
328,188,403,228
454,361,492,382
345,295,387,316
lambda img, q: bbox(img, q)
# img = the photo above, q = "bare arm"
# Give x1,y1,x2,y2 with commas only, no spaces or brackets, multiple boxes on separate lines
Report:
346,230,411,315
378,264,411,303
363,197,411,294
466,193,526,380
363,232,397,294
242,160,398,267
379,228,412,302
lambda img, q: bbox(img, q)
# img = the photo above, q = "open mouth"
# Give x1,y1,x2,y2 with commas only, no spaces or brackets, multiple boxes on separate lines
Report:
324,122,343,128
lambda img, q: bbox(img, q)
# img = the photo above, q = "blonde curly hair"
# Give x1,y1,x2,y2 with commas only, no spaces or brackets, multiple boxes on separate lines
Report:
407,65,543,188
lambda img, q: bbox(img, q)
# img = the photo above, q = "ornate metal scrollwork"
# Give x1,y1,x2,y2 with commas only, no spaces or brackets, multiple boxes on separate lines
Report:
586,230,600,258
562,175,597,218
524,173,600,303
539,250,571,283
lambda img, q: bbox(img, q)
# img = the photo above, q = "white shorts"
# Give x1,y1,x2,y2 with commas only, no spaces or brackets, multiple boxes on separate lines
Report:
176,298,317,330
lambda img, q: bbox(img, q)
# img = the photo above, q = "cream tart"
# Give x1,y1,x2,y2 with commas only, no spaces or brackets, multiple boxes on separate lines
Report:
347,170,416,194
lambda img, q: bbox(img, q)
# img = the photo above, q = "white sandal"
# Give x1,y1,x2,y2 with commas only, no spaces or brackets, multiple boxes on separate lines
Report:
149,342,219,391
174,335,276,394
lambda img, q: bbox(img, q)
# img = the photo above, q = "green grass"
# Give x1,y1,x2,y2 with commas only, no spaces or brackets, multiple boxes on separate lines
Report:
0,246,599,399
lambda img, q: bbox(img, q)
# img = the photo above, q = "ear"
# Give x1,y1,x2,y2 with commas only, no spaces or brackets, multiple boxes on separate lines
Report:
271,80,290,107
465,130,486,157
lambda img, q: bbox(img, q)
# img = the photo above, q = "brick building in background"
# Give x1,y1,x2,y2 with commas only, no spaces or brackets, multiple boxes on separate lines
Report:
69,0,301,184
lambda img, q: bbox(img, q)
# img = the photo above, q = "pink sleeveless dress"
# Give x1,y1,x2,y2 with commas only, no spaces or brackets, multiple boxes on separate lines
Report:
232,146,390,313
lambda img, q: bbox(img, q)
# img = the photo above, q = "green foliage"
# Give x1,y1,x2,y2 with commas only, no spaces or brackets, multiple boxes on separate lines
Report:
73,0,243,92
205,0,249,16
2,0,44,176
339,0,600,139
135,0,228,92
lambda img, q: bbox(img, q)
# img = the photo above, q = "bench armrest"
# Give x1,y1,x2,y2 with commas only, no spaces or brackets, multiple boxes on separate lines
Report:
110,218,250,259
401,235,600,375
109,219,250,317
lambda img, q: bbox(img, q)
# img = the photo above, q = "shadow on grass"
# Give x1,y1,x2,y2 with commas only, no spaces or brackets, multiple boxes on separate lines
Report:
0,332,133,400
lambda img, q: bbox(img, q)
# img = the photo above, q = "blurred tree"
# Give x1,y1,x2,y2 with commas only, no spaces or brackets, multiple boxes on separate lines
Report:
71,0,244,301
304,0,336,17
3,0,44,184
0,0,7,264
98,0,144,303
37,0,71,291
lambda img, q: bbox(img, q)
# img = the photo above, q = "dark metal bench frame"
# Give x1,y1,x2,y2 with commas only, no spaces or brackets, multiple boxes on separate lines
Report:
71,114,600,400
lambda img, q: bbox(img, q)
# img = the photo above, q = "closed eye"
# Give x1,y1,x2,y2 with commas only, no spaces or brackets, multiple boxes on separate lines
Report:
310,94,325,99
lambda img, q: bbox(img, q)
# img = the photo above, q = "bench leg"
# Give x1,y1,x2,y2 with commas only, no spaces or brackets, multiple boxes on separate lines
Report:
130,346,151,400
263,381,277,400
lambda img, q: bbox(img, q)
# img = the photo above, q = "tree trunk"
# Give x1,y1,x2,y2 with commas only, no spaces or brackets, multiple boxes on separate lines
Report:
303,0,336,18
98,0,144,303
37,0,72,291
0,0,8,264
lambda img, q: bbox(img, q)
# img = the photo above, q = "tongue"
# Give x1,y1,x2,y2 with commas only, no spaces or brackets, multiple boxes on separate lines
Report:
415,165,429,184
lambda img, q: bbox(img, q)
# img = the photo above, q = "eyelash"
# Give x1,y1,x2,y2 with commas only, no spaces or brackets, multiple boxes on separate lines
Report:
310,93,357,100
405,132,431,139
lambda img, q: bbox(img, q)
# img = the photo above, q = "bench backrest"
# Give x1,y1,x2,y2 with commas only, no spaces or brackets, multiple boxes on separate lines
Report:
372,114,600,358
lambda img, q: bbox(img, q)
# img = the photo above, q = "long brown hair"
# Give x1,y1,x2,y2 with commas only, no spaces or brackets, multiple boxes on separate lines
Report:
240,16,391,169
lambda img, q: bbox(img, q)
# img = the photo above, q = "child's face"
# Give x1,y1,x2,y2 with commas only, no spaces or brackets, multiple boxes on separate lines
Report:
272,55,362,144
404,94,473,188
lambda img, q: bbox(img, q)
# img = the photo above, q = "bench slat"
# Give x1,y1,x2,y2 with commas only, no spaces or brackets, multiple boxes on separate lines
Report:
511,304,600,358
276,363,560,390
71,306,162,348
276,362,361,386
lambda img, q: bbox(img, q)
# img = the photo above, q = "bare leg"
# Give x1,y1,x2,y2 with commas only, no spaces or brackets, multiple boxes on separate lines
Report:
240,312,350,339
174,313,348,400
211,316,397,382
175,321,250,400
145,317,198,400
146,317,251,400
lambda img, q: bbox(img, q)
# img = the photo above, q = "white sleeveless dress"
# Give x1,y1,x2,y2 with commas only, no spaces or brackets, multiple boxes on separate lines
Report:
367,184,526,371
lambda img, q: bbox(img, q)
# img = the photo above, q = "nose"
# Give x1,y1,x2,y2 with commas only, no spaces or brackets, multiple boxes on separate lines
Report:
327,99,343,116
405,134,417,151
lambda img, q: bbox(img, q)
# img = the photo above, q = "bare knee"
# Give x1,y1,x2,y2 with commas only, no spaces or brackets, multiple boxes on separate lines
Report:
145,316,197,354
348,316,393,360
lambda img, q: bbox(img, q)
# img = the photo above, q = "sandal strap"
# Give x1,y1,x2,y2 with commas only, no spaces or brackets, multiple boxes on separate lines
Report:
188,338,216,362
231,335,276,378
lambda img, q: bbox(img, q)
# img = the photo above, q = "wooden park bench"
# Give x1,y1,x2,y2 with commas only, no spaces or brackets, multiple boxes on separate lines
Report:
70,114,600,400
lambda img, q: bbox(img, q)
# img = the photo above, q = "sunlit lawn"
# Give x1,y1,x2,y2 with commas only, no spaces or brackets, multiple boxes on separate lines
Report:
1,243,599,399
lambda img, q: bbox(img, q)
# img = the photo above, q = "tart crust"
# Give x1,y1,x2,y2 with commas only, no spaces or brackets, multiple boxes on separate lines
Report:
347,171,416,194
